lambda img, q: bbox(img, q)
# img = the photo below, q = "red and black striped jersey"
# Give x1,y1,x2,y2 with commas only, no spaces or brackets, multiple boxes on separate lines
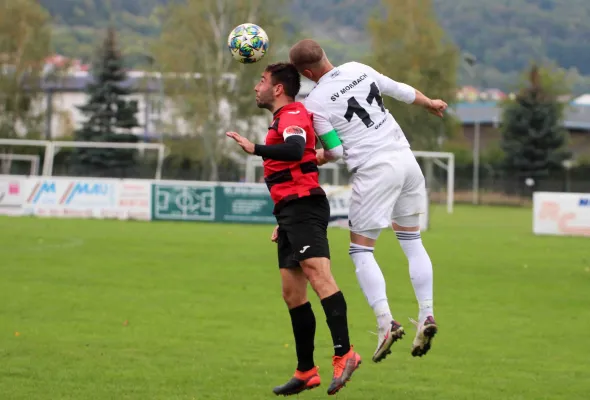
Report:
263,102,325,212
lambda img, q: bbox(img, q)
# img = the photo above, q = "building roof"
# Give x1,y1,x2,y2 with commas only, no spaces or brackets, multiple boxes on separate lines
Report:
38,71,236,93
39,73,158,92
573,94,590,105
453,101,590,130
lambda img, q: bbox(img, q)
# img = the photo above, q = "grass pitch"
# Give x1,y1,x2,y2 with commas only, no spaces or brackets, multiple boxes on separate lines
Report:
1,205,589,399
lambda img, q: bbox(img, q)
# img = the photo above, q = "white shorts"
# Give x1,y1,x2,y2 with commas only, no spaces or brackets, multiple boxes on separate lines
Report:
348,148,426,233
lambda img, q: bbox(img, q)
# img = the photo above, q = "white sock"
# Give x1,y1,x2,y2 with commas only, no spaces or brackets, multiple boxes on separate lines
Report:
395,231,434,322
349,243,393,328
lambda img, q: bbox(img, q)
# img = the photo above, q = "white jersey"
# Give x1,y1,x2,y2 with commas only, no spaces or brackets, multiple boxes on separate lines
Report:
304,62,416,171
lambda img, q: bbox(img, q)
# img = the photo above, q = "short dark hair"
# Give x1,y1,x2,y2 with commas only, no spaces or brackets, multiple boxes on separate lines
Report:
265,62,301,99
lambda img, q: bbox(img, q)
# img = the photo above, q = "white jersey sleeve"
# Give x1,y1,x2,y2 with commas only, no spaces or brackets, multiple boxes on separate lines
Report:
366,66,416,104
304,97,344,160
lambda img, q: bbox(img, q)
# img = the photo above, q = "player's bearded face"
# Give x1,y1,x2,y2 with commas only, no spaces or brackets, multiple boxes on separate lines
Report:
255,72,275,110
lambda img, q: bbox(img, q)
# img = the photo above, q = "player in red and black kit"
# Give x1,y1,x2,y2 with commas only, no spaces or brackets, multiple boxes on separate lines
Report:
227,63,361,396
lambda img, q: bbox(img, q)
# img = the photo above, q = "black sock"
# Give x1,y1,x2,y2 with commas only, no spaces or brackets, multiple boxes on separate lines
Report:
289,302,316,372
320,291,351,357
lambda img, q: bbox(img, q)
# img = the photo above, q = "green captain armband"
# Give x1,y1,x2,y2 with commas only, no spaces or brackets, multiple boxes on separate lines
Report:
319,129,342,150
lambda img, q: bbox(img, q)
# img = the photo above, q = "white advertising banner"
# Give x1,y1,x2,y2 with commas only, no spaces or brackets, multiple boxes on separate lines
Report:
22,177,151,220
0,176,28,216
533,192,590,237
24,177,117,218
115,180,152,220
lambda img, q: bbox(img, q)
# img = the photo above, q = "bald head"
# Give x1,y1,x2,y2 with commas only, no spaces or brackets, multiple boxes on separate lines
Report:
289,39,325,68
289,39,334,83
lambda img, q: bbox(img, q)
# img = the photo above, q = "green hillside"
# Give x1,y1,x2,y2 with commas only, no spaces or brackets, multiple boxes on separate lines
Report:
39,0,590,91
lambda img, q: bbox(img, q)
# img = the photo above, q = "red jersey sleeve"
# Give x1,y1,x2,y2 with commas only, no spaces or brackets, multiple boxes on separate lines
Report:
277,108,312,143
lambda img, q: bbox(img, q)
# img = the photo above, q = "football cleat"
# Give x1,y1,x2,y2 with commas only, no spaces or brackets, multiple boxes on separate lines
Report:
327,347,362,395
272,366,321,396
372,320,405,362
410,316,438,357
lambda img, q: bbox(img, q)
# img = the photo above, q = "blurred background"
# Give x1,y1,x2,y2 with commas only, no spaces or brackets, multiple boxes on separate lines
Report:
1,0,589,204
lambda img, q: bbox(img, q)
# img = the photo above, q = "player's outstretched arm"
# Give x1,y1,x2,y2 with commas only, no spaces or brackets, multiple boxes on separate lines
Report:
369,65,447,117
253,136,305,161
412,90,448,118
226,131,305,161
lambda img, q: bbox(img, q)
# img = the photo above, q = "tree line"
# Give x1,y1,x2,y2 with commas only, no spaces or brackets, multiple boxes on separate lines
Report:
0,0,577,193
38,0,590,93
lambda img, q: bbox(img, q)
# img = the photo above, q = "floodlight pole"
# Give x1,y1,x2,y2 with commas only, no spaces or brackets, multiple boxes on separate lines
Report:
473,120,480,205
448,153,455,214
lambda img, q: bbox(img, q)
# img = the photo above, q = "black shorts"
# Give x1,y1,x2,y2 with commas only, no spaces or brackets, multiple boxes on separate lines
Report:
275,195,331,269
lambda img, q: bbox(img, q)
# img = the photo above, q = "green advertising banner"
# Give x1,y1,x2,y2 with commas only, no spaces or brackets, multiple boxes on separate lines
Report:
151,182,275,224
152,183,215,221
215,184,275,223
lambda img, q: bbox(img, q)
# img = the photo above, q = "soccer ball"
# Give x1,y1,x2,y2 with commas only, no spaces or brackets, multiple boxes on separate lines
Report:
227,23,269,64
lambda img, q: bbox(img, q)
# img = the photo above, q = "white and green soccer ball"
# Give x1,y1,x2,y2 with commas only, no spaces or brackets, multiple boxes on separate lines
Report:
227,23,269,64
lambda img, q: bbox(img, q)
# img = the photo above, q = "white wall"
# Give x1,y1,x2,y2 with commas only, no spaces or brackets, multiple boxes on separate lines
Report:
37,91,270,142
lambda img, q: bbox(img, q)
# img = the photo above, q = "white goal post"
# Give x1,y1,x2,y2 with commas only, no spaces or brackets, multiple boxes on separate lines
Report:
245,151,455,214
413,151,455,214
0,154,40,175
0,139,167,179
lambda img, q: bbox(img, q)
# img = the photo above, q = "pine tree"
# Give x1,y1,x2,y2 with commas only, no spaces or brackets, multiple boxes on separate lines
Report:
501,65,571,192
71,27,140,177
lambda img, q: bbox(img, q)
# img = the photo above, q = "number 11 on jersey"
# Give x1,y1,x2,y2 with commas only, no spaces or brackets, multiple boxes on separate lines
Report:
344,82,386,128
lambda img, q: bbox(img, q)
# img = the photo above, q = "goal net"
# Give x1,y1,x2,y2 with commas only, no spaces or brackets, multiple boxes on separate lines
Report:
245,151,454,230
0,139,166,179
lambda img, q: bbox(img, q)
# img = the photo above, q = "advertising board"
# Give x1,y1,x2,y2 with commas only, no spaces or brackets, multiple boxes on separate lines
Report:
533,192,590,237
0,177,27,216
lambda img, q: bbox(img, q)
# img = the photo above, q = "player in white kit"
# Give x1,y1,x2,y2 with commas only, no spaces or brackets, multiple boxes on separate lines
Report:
289,39,448,362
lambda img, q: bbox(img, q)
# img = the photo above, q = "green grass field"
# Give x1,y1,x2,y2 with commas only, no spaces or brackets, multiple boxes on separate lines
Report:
1,205,589,400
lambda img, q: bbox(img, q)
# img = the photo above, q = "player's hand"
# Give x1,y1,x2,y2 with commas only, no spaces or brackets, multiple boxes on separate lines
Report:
316,148,328,166
226,131,255,154
271,225,279,243
425,99,447,118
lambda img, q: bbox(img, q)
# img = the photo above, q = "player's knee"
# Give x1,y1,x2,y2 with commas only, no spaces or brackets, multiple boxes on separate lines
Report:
350,229,381,247
300,258,338,296
392,214,420,231
282,284,307,308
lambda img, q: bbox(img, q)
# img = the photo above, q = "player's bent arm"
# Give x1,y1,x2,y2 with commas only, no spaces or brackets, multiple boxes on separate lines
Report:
375,71,436,110
317,129,343,161
253,126,306,161
303,98,343,161
325,145,343,161
411,89,435,109
370,67,437,109
254,136,305,161
368,67,416,104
